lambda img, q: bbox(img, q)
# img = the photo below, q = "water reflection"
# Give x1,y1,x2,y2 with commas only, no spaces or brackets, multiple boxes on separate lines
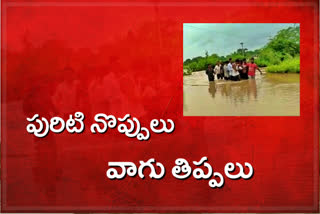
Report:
184,71,300,116
248,79,257,100
208,79,258,103
208,82,217,98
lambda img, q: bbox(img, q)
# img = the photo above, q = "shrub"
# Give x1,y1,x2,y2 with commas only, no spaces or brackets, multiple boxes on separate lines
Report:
183,66,193,75
266,57,300,73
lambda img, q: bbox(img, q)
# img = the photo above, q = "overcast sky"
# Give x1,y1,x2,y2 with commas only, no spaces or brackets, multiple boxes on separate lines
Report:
183,23,297,61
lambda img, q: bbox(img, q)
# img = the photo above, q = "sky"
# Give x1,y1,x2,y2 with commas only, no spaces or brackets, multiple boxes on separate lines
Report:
183,23,297,61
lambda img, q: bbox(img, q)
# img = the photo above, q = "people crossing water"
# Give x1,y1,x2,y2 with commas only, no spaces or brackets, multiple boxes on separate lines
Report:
205,57,262,82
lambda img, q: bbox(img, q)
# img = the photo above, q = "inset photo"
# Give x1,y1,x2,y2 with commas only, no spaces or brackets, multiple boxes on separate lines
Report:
183,23,300,116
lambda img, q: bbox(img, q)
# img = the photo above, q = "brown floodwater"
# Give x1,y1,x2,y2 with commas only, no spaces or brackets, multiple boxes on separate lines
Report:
183,71,300,116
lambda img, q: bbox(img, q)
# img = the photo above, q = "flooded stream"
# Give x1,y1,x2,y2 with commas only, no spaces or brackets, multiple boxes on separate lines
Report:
183,71,300,116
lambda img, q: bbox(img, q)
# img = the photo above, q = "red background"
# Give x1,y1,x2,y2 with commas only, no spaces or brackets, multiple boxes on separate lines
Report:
1,0,319,212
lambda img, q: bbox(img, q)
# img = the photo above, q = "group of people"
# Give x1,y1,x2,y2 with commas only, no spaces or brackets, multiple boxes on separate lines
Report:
206,57,262,82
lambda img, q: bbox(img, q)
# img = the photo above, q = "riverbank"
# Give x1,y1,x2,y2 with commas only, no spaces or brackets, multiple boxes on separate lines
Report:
183,68,192,76
266,57,300,73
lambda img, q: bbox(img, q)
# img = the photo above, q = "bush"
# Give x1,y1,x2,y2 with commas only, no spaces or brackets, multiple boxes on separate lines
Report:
255,48,282,66
266,57,300,73
183,66,193,75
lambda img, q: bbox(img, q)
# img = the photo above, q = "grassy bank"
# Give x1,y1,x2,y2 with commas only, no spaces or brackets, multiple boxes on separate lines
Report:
266,57,300,73
183,68,192,76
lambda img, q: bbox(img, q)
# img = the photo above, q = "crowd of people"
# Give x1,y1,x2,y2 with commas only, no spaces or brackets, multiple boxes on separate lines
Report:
206,57,262,82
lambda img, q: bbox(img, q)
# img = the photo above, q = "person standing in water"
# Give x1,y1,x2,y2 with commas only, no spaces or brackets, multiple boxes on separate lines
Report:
236,59,243,80
229,58,240,81
223,61,229,80
247,57,262,79
215,61,223,80
227,58,233,78
206,64,215,82
241,58,249,79
220,62,225,80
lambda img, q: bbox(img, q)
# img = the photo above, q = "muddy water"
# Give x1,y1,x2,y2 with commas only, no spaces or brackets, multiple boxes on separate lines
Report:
183,71,300,116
